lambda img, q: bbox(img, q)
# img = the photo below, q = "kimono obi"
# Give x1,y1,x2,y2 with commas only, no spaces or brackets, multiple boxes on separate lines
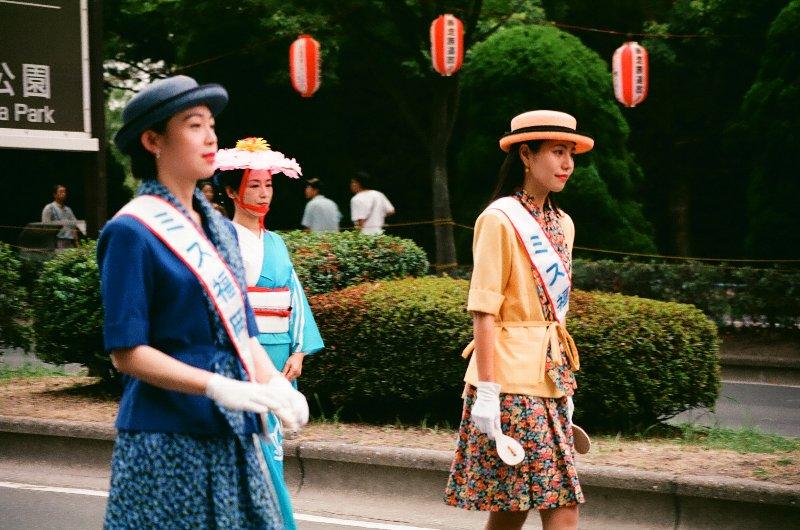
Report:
248,286,292,334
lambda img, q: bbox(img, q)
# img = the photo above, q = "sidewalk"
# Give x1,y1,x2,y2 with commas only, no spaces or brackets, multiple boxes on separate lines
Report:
720,331,800,386
1,415,798,529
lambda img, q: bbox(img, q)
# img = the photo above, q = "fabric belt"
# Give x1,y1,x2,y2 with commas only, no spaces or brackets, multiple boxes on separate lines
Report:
461,320,580,383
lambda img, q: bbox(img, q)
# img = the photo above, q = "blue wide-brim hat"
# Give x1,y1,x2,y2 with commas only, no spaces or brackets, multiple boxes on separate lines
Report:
114,75,228,154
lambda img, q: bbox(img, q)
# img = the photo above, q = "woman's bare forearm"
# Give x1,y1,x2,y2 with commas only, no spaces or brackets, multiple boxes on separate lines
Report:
111,345,213,394
473,312,496,382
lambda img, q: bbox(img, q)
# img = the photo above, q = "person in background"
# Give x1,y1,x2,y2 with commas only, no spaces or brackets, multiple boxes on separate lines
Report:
199,179,228,217
349,171,395,235
301,177,342,232
216,137,325,530
41,184,79,249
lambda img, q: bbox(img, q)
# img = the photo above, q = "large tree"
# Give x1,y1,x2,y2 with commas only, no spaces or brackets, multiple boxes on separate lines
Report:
738,0,800,258
541,0,789,258
454,24,655,252
104,1,555,266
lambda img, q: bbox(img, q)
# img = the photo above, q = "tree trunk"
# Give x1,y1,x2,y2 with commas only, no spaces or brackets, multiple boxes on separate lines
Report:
429,78,458,267
670,174,691,256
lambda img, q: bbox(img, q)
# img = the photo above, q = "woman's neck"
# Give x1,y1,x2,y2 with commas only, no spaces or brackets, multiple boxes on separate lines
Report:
233,210,262,236
158,174,197,214
521,177,549,210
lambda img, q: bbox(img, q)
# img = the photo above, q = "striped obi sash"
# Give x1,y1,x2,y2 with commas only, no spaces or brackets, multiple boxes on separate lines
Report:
248,287,292,334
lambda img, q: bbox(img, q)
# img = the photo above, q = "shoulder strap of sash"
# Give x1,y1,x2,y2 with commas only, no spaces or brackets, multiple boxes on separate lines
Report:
486,196,572,324
116,195,256,379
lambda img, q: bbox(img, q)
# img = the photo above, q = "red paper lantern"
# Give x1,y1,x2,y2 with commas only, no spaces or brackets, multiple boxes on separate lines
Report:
430,14,464,76
289,35,320,98
612,41,649,107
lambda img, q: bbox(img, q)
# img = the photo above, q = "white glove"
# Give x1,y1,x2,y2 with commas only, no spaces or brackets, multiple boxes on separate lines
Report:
263,375,309,432
205,373,287,414
471,381,502,440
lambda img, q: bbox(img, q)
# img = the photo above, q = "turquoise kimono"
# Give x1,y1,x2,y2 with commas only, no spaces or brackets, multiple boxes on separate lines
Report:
248,230,323,530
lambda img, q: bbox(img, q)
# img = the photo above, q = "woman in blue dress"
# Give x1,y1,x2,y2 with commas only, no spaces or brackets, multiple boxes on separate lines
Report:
215,138,325,530
99,76,308,529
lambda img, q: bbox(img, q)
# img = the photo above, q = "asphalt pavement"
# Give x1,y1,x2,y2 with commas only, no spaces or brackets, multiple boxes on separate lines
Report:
670,381,800,437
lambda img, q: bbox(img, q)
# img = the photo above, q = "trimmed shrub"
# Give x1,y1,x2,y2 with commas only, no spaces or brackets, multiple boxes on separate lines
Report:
303,277,720,432
279,230,429,295
31,241,107,378
27,232,428,382
0,242,32,351
572,259,800,328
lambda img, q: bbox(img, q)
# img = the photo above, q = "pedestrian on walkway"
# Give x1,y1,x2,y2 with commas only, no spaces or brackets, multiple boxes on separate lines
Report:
216,137,325,530
302,177,342,232
99,75,307,529
349,171,394,235
41,184,80,248
444,110,593,530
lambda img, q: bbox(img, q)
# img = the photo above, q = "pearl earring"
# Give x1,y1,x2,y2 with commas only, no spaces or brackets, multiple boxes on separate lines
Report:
155,150,161,159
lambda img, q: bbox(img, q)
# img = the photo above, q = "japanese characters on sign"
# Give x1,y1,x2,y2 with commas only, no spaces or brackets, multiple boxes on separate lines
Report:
0,0,97,151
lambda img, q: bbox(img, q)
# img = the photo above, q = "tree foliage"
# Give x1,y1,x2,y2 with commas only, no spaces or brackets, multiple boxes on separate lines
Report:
455,24,655,252
739,0,800,258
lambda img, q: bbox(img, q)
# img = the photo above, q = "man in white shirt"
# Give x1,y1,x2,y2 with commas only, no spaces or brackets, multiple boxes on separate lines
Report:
349,171,395,235
301,178,342,232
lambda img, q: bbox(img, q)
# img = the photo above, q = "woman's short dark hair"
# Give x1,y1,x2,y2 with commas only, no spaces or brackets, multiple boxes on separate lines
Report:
490,140,560,214
215,169,246,214
52,184,66,195
216,168,246,192
128,118,168,181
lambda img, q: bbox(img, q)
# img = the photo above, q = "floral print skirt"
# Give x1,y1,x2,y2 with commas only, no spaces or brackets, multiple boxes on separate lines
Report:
444,386,584,512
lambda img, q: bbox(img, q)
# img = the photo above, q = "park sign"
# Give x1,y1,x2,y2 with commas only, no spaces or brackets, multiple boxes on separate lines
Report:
0,0,98,151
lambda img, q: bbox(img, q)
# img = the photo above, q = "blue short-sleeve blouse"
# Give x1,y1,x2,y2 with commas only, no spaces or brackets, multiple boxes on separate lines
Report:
98,214,259,435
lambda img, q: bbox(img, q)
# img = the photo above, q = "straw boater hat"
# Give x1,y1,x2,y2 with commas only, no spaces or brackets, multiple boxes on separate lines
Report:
499,110,594,153
114,75,228,154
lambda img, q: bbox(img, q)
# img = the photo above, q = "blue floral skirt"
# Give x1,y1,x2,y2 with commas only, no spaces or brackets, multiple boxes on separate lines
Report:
444,387,584,512
104,431,284,529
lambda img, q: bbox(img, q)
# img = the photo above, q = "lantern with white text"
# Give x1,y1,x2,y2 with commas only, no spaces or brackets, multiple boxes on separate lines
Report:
430,14,464,76
289,35,320,98
612,41,649,107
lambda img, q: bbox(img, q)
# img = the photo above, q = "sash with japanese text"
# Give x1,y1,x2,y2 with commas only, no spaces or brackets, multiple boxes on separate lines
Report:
488,196,572,324
115,195,256,378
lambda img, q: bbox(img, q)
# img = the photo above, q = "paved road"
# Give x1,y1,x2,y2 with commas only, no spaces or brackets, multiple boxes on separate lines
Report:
0,478,539,530
671,381,800,437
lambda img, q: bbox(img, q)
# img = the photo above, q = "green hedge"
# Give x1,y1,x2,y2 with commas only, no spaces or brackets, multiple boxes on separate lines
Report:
0,243,32,351
302,277,720,433
279,230,429,295
572,259,800,328
26,231,428,381
30,242,108,378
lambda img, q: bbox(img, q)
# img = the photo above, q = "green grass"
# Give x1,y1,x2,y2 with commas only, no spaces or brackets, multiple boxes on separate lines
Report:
675,424,800,454
0,363,69,380
595,423,800,454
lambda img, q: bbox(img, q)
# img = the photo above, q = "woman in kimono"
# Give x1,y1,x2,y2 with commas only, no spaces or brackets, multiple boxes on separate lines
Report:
444,110,592,530
216,137,324,530
99,76,308,529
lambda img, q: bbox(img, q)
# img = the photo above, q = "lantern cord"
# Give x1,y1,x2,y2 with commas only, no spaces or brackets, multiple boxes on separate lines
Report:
363,219,800,265
546,20,718,40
